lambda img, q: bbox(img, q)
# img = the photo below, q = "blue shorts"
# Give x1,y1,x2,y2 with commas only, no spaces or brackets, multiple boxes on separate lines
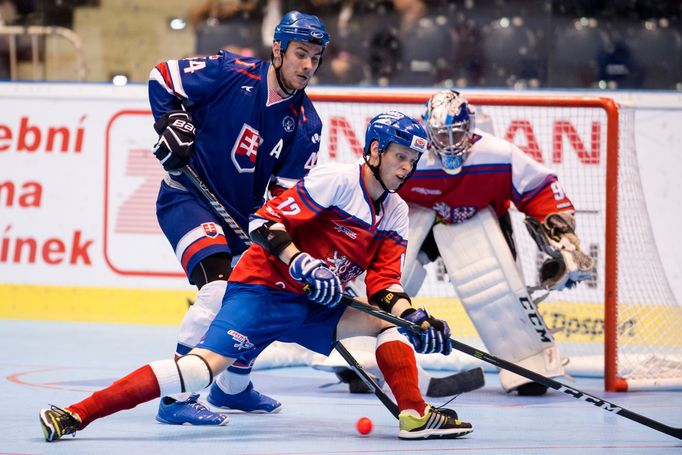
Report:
198,282,347,358
156,180,248,280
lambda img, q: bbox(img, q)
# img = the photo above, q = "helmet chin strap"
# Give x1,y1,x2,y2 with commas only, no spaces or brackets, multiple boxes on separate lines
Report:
364,152,416,195
364,153,390,195
273,54,297,97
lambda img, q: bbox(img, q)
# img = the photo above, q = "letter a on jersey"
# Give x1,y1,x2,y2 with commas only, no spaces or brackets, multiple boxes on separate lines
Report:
231,123,261,173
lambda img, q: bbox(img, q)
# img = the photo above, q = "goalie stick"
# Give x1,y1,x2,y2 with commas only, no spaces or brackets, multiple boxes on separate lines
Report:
342,295,682,440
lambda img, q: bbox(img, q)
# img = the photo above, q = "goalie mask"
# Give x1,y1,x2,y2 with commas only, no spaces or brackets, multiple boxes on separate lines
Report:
422,90,476,175
363,111,430,192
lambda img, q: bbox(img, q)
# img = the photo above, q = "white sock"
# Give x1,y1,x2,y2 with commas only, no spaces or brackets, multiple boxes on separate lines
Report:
215,370,250,394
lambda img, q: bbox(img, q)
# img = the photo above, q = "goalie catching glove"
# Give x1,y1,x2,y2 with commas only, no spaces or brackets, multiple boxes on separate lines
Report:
400,308,452,355
152,111,196,173
289,252,342,308
525,212,594,290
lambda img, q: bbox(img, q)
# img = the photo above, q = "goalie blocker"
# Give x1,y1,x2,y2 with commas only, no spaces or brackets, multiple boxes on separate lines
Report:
404,205,564,394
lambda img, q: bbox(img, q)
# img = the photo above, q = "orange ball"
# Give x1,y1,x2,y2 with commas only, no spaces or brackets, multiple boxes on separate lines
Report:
356,417,373,435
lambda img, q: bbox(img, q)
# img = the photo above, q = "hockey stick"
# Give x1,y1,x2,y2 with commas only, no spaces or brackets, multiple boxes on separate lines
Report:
342,295,682,440
179,165,252,245
334,341,400,418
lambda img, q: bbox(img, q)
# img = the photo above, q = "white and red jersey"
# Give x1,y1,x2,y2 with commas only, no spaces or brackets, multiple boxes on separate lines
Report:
230,163,409,299
399,129,574,224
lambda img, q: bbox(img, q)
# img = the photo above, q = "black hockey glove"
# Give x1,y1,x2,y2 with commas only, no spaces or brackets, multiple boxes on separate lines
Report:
152,111,196,173
400,308,452,355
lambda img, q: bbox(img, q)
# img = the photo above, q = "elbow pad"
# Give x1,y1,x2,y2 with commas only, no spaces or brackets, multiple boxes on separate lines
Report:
250,221,293,257
370,289,411,313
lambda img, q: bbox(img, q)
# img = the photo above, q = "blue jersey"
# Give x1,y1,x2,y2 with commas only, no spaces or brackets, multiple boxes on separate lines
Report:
148,50,321,230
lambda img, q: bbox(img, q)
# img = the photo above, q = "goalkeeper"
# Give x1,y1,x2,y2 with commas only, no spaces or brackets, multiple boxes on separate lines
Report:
330,90,594,396
403,89,593,395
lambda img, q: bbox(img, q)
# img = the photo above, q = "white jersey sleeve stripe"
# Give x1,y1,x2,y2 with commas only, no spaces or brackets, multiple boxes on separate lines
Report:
149,67,175,96
167,60,188,99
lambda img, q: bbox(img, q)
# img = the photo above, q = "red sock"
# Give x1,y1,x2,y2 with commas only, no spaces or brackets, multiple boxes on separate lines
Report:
67,364,161,429
376,339,427,415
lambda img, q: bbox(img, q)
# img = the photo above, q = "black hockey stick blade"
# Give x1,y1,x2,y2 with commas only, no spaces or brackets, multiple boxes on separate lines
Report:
334,341,400,418
333,364,485,397
342,296,682,440
427,367,485,397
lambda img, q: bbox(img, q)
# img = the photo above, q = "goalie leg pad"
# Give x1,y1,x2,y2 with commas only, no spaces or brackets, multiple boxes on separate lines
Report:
176,280,228,354
402,203,437,296
498,346,562,392
150,355,213,397
432,207,564,392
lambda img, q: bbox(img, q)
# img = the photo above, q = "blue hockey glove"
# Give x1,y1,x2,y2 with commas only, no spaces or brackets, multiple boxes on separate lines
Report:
400,308,452,355
153,111,196,173
289,252,342,308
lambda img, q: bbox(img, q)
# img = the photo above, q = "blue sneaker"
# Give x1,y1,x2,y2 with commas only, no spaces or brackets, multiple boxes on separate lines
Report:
156,394,230,426
207,381,282,413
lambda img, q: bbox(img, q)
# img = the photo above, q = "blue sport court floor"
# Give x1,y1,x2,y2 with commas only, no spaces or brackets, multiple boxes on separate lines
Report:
2,319,681,455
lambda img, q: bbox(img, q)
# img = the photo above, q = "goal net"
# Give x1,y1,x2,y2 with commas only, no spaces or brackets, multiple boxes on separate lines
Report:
256,91,682,392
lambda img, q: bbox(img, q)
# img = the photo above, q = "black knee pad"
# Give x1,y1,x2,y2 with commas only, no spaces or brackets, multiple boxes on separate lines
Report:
190,253,232,289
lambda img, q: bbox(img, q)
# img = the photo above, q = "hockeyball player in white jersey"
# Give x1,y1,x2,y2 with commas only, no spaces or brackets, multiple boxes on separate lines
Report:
39,112,473,442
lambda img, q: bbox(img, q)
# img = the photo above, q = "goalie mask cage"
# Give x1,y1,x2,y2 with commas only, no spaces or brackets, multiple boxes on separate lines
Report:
258,91,682,392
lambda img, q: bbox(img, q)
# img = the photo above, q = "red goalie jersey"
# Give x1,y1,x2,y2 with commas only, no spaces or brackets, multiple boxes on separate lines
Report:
230,162,409,298
399,130,574,224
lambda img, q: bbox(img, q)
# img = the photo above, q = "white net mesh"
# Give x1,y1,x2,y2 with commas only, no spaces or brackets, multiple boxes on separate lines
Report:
613,106,682,389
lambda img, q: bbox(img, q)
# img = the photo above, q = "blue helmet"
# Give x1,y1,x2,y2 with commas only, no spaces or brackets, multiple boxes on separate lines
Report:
274,11,330,53
363,111,429,157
